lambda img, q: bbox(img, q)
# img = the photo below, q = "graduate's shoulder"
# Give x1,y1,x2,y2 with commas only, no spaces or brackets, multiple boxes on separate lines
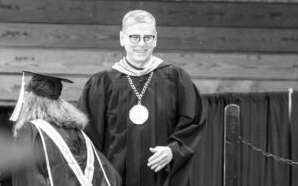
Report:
15,121,39,141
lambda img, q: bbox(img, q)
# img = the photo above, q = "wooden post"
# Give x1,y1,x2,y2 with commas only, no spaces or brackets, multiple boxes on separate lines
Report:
224,104,241,186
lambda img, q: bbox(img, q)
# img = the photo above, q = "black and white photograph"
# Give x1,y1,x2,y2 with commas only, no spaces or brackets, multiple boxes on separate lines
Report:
0,0,298,186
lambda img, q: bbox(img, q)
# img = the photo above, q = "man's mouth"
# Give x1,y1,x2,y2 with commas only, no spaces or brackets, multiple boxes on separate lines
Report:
134,50,147,53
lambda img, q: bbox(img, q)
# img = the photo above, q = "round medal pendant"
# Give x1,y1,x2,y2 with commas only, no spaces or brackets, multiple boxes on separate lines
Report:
129,104,149,125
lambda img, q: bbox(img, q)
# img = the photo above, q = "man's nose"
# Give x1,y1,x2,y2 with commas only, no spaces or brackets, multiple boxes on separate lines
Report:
138,37,146,46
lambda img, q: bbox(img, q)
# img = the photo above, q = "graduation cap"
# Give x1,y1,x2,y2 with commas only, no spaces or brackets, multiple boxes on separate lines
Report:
9,71,73,121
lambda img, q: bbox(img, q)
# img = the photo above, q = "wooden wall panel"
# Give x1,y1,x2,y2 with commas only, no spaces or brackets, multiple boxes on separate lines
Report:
0,75,86,105
1,48,298,80
0,48,119,75
0,23,121,50
1,75,297,106
0,0,297,106
2,23,298,53
195,80,298,93
0,1,298,28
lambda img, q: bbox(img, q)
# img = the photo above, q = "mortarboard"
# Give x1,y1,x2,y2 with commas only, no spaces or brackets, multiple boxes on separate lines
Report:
9,71,73,121
24,71,73,100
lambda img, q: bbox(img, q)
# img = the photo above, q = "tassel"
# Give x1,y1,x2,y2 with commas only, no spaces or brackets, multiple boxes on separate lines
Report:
10,72,25,122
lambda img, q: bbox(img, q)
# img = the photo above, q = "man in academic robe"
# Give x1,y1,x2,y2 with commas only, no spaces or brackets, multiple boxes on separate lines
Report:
78,10,206,186
8,71,121,186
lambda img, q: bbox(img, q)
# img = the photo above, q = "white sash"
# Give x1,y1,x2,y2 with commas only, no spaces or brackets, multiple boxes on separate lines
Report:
31,119,111,186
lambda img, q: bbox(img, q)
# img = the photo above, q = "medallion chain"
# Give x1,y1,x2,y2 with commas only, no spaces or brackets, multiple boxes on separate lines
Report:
126,72,154,104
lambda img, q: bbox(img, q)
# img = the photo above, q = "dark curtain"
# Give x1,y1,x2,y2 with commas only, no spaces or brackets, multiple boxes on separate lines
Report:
291,91,298,186
191,94,226,186
192,92,297,186
0,106,13,133
1,92,298,186
238,92,291,186
0,106,13,186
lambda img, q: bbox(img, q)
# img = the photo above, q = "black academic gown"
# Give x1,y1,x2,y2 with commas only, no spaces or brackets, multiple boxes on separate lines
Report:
78,63,205,186
12,121,121,186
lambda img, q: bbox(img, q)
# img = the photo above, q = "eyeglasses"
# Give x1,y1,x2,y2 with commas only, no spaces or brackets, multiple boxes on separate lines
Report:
127,34,156,44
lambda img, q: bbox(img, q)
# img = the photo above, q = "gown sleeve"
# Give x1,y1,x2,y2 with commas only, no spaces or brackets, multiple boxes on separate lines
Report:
96,149,122,186
167,67,206,185
77,73,107,151
12,123,49,186
12,123,39,168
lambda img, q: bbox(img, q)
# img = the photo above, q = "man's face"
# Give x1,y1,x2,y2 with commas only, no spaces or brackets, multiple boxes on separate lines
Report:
120,23,157,65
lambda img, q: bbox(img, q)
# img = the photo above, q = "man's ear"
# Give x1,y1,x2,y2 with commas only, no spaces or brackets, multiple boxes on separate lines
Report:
120,31,124,47
153,35,157,47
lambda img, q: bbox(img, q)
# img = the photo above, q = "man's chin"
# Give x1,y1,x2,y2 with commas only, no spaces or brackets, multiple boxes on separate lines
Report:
132,56,150,63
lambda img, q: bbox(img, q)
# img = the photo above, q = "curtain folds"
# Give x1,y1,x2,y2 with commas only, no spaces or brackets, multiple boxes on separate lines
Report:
192,92,298,186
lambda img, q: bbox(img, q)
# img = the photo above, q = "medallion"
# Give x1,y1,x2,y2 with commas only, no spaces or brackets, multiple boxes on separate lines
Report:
126,72,153,125
129,104,149,125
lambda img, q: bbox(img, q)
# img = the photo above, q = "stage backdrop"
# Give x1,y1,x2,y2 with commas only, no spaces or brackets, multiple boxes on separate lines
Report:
192,91,298,186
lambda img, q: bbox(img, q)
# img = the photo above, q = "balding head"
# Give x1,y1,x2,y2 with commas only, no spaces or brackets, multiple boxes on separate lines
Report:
122,10,156,32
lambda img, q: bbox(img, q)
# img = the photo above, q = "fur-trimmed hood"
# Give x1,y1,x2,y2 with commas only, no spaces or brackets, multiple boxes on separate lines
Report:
48,99,89,129
14,92,89,136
